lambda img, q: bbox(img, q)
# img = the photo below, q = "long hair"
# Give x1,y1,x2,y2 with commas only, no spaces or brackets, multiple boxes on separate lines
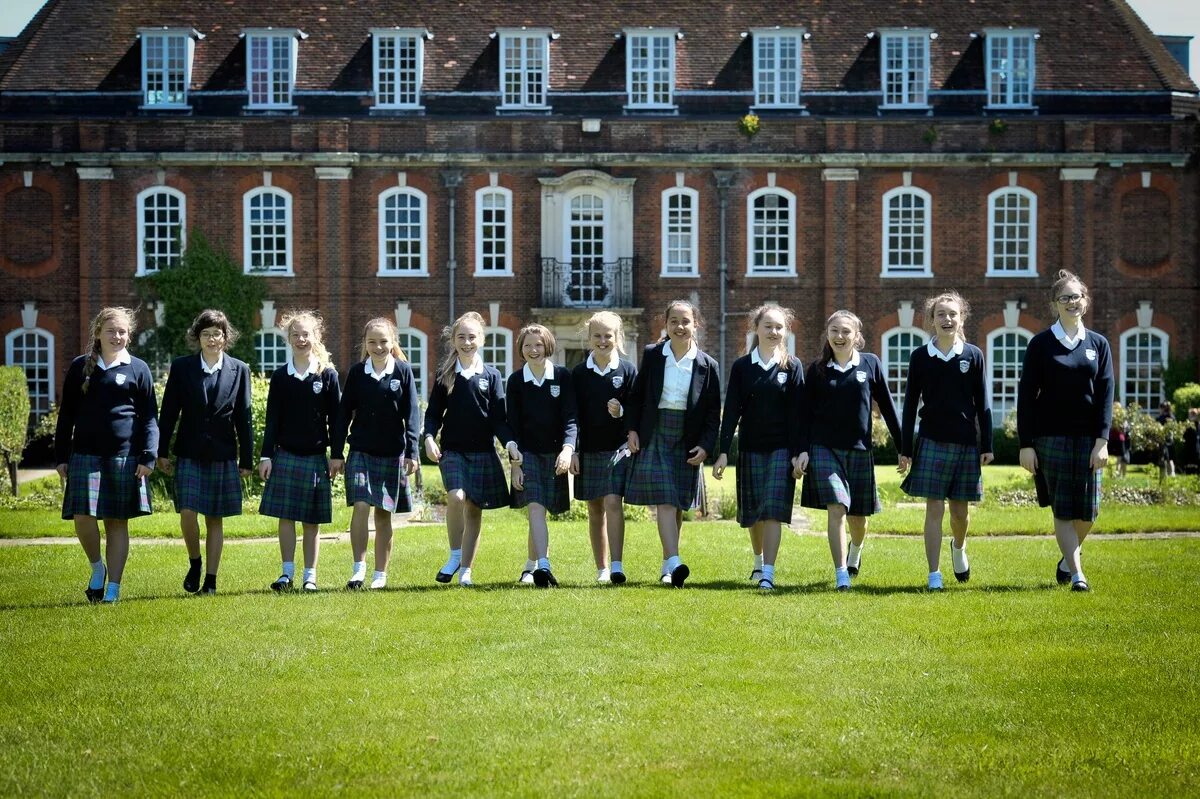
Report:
359,317,407,362
746,303,794,371
81,307,137,395
279,309,335,372
1048,269,1090,319
186,308,240,352
922,291,970,343
814,309,865,378
436,311,486,395
582,310,626,357
515,323,557,364
658,299,704,348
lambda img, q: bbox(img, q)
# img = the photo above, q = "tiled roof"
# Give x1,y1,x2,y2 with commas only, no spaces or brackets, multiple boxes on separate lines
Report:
0,0,1195,94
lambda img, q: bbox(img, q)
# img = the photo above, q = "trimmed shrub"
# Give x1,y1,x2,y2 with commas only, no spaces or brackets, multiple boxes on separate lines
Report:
0,367,31,495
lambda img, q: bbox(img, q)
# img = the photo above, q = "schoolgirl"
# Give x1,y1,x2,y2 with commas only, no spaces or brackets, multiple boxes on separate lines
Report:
423,311,518,587
1017,269,1114,592
712,304,805,591
507,324,578,588
259,311,341,592
569,311,637,584
625,300,721,588
55,306,159,604
795,310,902,591
330,318,420,590
898,292,993,591
157,309,254,596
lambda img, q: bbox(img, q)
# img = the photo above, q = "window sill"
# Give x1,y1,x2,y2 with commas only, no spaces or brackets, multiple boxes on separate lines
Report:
659,272,700,279
242,105,299,114
376,270,430,278
623,104,678,114
879,271,934,279
139,103,192,112
746,270,798,278
497,105,552,114
985,270,1039,278
370,106,426,115
750,104,809,114
244,269,295,277
473,270,514,278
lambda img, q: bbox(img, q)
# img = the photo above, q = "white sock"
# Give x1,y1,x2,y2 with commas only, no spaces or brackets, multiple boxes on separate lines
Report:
524,559,537,572
371,570,387,588
89,559,106,590
302,568,316,584
753,553,764,570
762,564,775,582
928,571,944,590
537,557,551,571
951,541,968,573
351,561,367,581
103,582,120,602
611,560,624,574
444,549,462,572
847,542,863,569
1072,571,1086,584
282,561,296,580
665,555,682,573
459,566,472,582
597,567,611,582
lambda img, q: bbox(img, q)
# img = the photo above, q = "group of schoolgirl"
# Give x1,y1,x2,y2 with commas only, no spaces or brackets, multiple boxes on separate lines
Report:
56,268,1111,602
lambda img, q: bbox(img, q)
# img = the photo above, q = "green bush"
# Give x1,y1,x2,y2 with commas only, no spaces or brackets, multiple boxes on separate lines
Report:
0,367,32,494
1173,383,1200,418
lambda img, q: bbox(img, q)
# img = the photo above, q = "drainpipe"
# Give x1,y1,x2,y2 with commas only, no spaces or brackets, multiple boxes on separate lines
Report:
714,170,735,395
442,169,464,321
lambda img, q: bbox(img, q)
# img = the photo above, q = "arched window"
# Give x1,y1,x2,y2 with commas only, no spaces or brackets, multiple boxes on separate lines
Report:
243,187,293,275
661,187,698,277
255,329,289,376
378,188,428,275
475,187,512,276
1120,328,1169,410
395,328,428,401
881,327,927,412
987,187,1037,276
5,327,54,428
746,188,796,277
136,186,186,275
987,328,1032,423
881,187,931,277
482,327,513,378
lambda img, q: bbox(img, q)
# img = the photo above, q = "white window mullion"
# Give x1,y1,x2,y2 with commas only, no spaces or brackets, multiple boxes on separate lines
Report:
625,29,676,109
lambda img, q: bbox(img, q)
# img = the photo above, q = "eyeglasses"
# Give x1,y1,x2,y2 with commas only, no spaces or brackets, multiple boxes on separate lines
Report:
199,331,225,340
1055,294,1084,304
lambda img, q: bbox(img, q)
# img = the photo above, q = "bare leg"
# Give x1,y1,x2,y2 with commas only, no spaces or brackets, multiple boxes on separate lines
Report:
461,501,483,568
1054,516,1083,575
349,502,370,564
528,503,550,560
445,490,466,551
760,520,782,566
75,515,102,564
278,520,297,565
302,523,320,570
373,507,393,572
180,509,202,559
827,504,847,568
749,522,764,560
103,519,130,584
848,515,868,547
603,495,625,563
924,499,946,573
204,515,224,575
948,500,969,549
586,498,609,568
656,504,681,558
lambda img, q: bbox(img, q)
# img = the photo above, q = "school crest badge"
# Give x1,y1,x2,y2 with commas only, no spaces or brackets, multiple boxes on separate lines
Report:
550,384,561,398
959,360,970,373
1085,348,1097,361
389,379,402,392
776,372,787,385
115,373,127,386
611,375,624,389
855,370,867,383
312,381,323,394
479,378,490,391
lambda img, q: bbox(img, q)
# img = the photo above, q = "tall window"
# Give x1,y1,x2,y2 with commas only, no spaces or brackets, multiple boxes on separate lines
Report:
5,328,54,428
987,328,1031,423
625,30,675,108
395,329,428,400
661,187,698,277
378,188,427,275
373,30,424,108
246,31,296,109
881,328,927,412
136,187,186,275
141,31,193,107
1121,329,1169,410
482,327,512,377
244,188,293,275
753,30,803,107
987,31,1035,108
880,31,929,108
747,188,796,277
475,187,512,275
881,187,932,277
987,188,1037,276
500,32,548,109
255,329,289,375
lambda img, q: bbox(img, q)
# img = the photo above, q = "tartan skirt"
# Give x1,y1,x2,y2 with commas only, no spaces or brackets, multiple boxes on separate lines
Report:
61,453,153,521
511,452,570,514
736,448,796,527
345,450,411,513
174,457,243,517
800,445,882,516
439,450,510,510
573,450,629,500
1033,435,1102,522
901,437,983,502
259,449,333,525
625,409,702,510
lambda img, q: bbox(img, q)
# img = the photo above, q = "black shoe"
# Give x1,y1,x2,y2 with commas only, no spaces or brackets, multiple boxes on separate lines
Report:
270,574,293,592
610,570,627,585
836,584,851,592
199,575,217,595
183,560,202,594
749,568,763,583
85,566,106,603
758,578,775,592
346,579,364,590
532,568,558,588
1071,579,1090,592
954,568,971,583
199,586,217,596
1055,559,1071,585
435,565,460,584
670,564,690,588
847,559,860,577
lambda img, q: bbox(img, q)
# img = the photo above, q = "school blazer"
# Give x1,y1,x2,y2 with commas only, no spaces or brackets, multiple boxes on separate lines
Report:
625,342,721,456
158,354,255,468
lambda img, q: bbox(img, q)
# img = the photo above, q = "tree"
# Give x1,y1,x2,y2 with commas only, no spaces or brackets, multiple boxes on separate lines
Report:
0,367,32,495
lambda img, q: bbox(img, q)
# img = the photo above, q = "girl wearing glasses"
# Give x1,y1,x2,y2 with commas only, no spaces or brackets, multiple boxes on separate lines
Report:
1017,270,1114,592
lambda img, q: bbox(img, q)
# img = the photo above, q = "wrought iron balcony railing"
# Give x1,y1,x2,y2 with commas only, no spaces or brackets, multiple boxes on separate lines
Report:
538,257,636,308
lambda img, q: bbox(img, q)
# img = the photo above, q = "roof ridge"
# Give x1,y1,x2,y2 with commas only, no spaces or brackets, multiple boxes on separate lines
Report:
1104,0,1197,94
0,0,65,90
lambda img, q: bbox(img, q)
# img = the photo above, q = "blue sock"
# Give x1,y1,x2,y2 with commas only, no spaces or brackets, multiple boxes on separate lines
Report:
537,557,551,571
89,559,105,590
835,567,850,589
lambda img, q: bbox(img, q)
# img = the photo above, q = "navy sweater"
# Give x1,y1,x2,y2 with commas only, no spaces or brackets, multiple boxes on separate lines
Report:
571,358,637,453
158,354,255,468
798,353,901,453
717,353,806,456
1017,328,1114,447
625,341,722,456
900,343,993,457
331,360,420,459
423,364,515,453
261,365,342,459
506,365,579,454
55,354,160,467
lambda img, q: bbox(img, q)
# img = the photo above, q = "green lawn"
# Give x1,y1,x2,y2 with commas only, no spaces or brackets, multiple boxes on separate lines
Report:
1,519,1197,797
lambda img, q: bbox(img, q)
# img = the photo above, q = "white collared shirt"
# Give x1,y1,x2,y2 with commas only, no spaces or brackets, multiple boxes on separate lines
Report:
1051,321,1087,351
288,358,320,380
751,347,779,371
827,350,861,373
659,341,697,410
365,355,396,381
96,349,132,371
523,362,553,387
586,352,616,377
455,354,485,380
200,353,224,375
926,339,964,363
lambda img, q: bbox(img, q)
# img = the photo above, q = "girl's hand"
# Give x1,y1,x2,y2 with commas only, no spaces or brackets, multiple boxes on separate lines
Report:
1019,447,1038,475
135,464,153,479
554,447,573,475
156,457,173,475
897,456,911,475
511,464,524,491
56,463,68,482
981,452,995,467
627,431,640,454
792,452,809,479
425,437,441,464
712,453,728,479
506,442,523,465
607,399,622,418
258,459,273,481
329,458,345,479
404,458,418,476
686,446,707,466
569,453,581,475
239,468,252,479
1090,440,1109,471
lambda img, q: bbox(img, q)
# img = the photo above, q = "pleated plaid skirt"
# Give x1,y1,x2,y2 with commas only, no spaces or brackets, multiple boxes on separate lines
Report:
1033,435,1102,522
736,448,796,527
625,409,702,510
439,450,510,510
345,450,411,513
800,444,882,516
511,452,570,514
573,450,629,500
174,457,243,517
259,449,333,524
901,437,983,502
61,452,153,521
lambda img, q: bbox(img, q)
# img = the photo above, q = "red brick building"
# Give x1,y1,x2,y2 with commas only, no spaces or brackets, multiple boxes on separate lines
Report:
1,0,1197,433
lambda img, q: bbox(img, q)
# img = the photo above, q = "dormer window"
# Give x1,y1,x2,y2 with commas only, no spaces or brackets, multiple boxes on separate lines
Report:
499,29,550,110
880,30,930,109
245,29,304,110
373,28,428,109
752,28,804,108
140,28,201,108
986,29,1036,108
625,28,677,109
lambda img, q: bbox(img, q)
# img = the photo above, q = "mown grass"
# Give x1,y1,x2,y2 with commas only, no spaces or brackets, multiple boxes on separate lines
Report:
0,519,1197,798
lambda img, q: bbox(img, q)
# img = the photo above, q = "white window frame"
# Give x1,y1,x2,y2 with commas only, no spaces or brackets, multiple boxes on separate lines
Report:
746,187,797,278
395,329,428,401
136,186,187,276
140,29,198,109
752,28,804,109
986,327,1031,423
498,30,551,110
243,187,294,276
5,327,55,426
881,186,932,278
661,187,699,277
475,186,513,276
881,327,928,413
254,328,290,376
244,29,300,110
985,29,1036,109
1120,328,1169,410
378,187,429,277
879,30,931,109
624,28,677,110
482,327,513,378
986,187,1038,277
371,28,426,110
